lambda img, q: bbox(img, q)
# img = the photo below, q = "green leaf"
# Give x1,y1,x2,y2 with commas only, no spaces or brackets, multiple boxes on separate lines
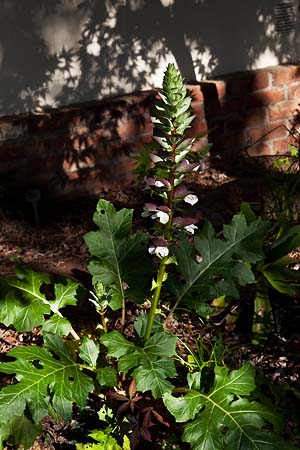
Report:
50,278,79,311
222,214,271,263
173,213,271,311
0,269,80,332
9,415,41,449
268,224,300,263
85,200,150,308
1,270,50,331
101,330,177,399
101,330,136,358
0,333,94,423
133,356,176,399
79,337,100,368
262,267,300,296
164,363,291,450
42,314,72,336
76,429,130,450
96,367,117,387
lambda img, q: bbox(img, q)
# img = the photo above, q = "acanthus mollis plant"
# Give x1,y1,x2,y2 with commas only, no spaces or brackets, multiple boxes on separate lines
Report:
140,63,206,339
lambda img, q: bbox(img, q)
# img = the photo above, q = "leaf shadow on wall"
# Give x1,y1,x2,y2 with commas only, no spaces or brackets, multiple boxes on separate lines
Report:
0,0,298,202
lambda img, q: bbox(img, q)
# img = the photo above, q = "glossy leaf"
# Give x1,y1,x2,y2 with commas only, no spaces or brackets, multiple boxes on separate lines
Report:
79,337,100,368
85,199,150,308
101,330,177,398
173,213,271,313
164,363,293,450
0,333,94,424
0,269,80,332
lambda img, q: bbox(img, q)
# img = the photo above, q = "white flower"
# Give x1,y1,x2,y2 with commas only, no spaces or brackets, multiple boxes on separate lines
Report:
184,194,198,205
155,210,170,224
149,246,169,257
184,224,198,234
150,153,163,163
154,180,165,188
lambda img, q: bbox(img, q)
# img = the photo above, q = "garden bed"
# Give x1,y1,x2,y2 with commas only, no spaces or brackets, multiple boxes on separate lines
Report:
1,167,300,449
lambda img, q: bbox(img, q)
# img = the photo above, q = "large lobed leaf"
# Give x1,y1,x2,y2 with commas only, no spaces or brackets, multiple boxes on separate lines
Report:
101,329,177,399
84,199,151,309
164,363,295,450
173,214,271,314
0,269,80,333
0,333,94,424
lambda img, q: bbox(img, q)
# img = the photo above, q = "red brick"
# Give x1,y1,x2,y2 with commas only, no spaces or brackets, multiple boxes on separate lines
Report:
187,118,208,137
273,138,290,154
117,118,138,141
247,88,286,107
186,85,204,102
191,100,205,121
224,71,270,96
246,124,288,143
288,83,300,100
244,108,268,127
268,100,299,121
247,142,273,157
271,65,300,86
252,71,271,90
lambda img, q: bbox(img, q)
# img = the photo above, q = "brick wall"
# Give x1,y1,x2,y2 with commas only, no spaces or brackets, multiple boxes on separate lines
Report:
0,64,299,199
201,64,300,161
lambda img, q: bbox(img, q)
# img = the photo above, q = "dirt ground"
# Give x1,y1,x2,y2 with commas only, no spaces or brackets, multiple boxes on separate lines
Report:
1,167,300,449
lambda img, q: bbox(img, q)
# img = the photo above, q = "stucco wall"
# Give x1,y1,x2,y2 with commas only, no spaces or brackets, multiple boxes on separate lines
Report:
1,0,300,116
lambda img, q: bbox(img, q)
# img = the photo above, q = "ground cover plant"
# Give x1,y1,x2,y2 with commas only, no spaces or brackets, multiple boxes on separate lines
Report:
0,64,300,449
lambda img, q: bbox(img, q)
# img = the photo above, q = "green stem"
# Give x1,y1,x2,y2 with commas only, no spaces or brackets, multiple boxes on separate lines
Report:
100,313,108,333
164,298,180,327
78,363,97,373
144,256,167,340
56,310,81,341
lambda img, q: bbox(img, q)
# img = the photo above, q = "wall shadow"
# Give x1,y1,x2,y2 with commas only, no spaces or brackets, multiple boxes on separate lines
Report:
0,0,298,115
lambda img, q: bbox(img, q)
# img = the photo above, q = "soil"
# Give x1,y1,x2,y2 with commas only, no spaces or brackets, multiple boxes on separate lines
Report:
1,167,300,449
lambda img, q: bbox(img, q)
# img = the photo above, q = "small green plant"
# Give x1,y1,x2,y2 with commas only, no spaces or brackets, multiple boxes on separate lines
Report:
0,64,298,450
241,203,300,343
263,142,300,228
163,361,294,450
75,405,130,450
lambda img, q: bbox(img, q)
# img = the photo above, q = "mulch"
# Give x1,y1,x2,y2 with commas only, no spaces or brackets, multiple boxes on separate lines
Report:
1,168,300,449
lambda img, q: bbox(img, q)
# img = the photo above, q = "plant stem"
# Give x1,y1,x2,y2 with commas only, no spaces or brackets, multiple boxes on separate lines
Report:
100,311,108,333
56,310,81,341
164,298,180,327
121,297,126,333
78,364,97,373
144,256,167,340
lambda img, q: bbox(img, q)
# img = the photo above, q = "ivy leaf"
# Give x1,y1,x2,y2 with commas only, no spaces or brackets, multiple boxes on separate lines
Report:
84,199,150,308
0,333,94,424
101,330,177,399
79,337,100,368
164,363,293,450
